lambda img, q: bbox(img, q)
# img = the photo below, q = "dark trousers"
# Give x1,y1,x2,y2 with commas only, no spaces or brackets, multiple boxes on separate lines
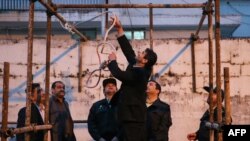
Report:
119,122,146,141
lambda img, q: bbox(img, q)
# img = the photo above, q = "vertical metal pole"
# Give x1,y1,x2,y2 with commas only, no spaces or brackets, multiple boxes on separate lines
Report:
101,0,109,39
191,34,197,93
25,0,35,141
194,0,212,37
149,4,153,50
224,67,231,125
149,4,154,75
44,0,52,140
208,1,214,140
214,0,222,141
105,0,109,32
78,40,83,92
1,62,10,141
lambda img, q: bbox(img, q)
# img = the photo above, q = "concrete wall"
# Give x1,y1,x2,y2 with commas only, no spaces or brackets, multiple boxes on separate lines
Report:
1,37,250,141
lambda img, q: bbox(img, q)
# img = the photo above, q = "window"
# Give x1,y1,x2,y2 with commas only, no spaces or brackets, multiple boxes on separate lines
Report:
71,29,97,40
124,31,145,40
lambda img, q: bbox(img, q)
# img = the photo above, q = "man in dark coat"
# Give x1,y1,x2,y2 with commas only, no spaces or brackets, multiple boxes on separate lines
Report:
107,16,157,141
146,80,172,141
88,78,119,141
16,83,44,141
49,81,76,141
187,86,232,141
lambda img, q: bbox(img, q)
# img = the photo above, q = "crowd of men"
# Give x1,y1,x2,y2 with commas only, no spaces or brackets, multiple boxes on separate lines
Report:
15,15,230,141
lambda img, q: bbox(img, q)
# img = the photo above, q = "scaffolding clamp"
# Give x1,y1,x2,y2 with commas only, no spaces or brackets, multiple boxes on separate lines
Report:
191,33,199,41
0,128,15,138
6,128,15,138
46,2,57,16
202,2,214,15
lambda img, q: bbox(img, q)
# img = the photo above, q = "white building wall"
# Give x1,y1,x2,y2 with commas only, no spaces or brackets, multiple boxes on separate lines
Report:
1,37,250,141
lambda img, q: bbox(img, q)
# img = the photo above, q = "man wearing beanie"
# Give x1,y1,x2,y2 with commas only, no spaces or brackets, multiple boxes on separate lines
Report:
88,78,119,141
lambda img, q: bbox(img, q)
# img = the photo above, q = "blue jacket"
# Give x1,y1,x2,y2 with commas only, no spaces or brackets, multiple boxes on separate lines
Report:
196,107,231,141
88,99,119,141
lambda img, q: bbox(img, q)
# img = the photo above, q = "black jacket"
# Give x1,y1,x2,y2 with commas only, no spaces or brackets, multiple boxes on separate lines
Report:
16,103,44,141
196,107,230,141
108,35,152,122
147,99,172,141
87,99,119,141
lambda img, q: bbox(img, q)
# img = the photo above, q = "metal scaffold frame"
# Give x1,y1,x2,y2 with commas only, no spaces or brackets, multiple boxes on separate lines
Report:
0,0,231,141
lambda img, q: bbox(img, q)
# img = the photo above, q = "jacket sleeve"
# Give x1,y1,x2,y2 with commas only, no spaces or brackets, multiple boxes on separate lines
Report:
16,108,26,141
108,60,144,83
154,106,172,141
117,35,136,65
87,104,102,141
160,106,172,129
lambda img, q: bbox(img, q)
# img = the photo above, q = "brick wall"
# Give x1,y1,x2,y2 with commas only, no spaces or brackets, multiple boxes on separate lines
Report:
1,38,250,141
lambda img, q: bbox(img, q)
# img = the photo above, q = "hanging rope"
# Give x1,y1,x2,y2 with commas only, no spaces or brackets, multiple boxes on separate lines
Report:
84,13,117,88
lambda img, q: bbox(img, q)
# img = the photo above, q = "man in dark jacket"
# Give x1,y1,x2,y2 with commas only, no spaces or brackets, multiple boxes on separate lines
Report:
107,16,157,141
187,86,232,141
16,83,44,141
88,78,119,141
49,81,76,141
146,80,172,141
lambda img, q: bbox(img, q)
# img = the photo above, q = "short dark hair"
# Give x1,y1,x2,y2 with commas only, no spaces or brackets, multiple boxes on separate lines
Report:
144,48,157,69
25,83,40,96
51,81,64,89
149,80,161,95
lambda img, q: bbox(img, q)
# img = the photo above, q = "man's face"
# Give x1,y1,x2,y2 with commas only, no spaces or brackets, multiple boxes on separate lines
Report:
52,82,65,99
40,89,46,103
104,83,117,96
30,88,39,103
136,50,147,64
207,92,218,106
146,81,159,96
